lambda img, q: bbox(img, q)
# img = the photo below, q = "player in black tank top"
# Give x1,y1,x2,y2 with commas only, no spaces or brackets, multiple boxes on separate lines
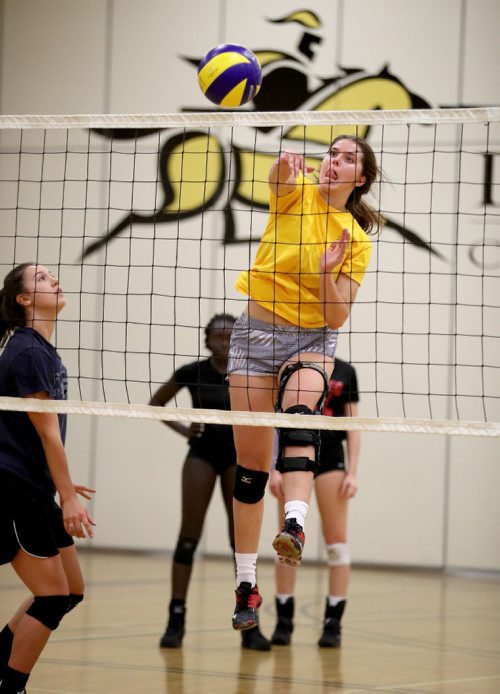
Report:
150,314,270,651
269,358,360,648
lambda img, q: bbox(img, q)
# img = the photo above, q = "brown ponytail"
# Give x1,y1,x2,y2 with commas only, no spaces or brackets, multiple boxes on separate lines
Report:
0,262,33,346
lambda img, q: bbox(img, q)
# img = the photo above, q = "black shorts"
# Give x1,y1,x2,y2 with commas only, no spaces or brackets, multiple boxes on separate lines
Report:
316,438,346,477
0,471,73,565
187,440,237,475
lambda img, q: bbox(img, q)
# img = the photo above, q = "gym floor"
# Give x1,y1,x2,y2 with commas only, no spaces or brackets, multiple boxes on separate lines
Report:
1,550,499,693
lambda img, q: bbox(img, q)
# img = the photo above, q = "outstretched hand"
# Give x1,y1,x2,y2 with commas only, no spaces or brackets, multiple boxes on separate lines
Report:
274,151,316,179
319,228,350,274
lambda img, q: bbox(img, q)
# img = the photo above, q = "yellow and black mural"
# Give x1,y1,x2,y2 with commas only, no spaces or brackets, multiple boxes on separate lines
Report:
81,10,492,263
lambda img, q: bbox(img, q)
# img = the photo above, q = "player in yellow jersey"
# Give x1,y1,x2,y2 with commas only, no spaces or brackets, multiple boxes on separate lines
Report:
227,135,382,635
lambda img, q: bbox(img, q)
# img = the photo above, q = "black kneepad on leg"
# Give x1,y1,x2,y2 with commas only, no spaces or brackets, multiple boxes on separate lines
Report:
173,535,199,566
276,405,320,475
26,595,70,631
233,465,269,504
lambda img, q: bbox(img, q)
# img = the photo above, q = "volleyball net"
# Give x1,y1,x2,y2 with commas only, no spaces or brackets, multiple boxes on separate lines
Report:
0,108,499,437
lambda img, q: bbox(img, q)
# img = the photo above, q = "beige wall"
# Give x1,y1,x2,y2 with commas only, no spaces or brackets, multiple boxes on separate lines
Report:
1,0,499,571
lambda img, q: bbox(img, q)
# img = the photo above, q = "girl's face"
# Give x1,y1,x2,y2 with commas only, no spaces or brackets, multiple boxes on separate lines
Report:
318,138,366,199
207,321,233,359
18,265,65,315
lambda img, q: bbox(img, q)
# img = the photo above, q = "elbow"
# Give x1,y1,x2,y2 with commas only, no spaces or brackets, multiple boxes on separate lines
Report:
326,318,346,330
325,308,350,330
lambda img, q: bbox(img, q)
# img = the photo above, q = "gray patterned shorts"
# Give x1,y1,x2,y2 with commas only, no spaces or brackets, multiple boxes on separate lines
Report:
227,312,338,376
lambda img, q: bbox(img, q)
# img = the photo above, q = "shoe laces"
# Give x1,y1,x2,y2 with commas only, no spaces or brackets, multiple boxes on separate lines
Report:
236,582,261,609
284,518,304,539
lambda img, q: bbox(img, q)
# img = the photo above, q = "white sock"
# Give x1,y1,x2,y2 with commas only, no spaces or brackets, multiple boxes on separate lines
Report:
284,500,308,529
328,595,346,606
235,552,258,587
276,593,294,604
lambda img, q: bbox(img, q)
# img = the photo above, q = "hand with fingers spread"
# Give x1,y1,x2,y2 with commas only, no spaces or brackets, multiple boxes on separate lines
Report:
269,150,317,198
319,228,350,274
274,151,316,179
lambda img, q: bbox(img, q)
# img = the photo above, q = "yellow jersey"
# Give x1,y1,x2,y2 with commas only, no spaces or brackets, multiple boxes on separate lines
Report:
235,175,372,328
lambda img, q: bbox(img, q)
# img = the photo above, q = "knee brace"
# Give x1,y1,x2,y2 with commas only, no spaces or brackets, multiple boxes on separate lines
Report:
275,362,330,475
276,404,320,474
233,464,269,504
275,361,330,414
67,593,84,613
26,595,70,631
326,543,350,567
173,535,199,566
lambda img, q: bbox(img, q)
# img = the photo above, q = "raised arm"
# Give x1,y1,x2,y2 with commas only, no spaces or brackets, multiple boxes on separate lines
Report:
268,151,315,197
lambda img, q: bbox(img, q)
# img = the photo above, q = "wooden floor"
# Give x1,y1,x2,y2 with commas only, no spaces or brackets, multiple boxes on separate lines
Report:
1,550,500,693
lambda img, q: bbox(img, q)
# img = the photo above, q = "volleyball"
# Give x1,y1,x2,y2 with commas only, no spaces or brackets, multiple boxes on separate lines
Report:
197,43,262,108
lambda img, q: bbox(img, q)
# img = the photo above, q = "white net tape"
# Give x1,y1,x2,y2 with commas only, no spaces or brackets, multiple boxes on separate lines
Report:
1,107,499,129
0,396,498,437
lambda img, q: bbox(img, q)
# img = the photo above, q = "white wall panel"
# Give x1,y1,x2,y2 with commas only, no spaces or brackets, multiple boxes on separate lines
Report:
447,437,500,570
108,0,224,113
87,417,186,551
341,0,463,107
349,432,447,567
1,0,108,113
462,0,500,105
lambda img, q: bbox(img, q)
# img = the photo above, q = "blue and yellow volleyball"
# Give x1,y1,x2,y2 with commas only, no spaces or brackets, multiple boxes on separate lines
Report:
197,44,262,108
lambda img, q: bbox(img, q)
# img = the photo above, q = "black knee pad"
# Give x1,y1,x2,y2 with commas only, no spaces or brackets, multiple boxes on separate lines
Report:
276,404,321,475
67,593,84,613
233,464,269,504
26,595,70,631
173,535,199,565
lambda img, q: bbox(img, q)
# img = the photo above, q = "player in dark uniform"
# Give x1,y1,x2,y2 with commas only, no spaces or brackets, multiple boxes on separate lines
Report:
150,314,270,651
0,263,95,694
269,358,360,648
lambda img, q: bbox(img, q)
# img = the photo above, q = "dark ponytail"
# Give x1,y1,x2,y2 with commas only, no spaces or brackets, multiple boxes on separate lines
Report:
0,262,32,347
0,293,7,345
